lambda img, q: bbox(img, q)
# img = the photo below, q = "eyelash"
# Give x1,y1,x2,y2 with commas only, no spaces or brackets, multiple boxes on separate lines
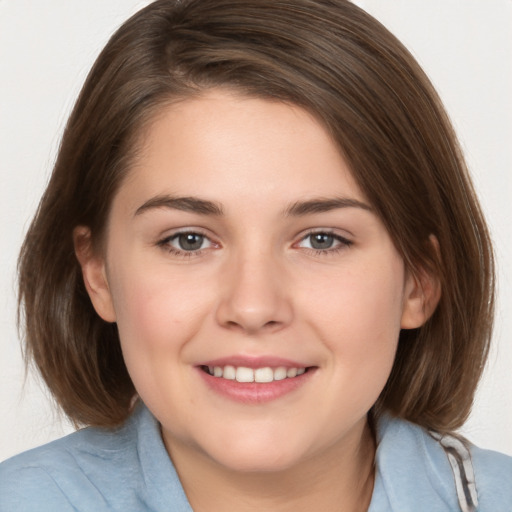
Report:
295,230,353,256
157,230,214,258
156,229,353,258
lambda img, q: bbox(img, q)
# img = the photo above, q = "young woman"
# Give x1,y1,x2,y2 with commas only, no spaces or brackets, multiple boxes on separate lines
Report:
1,1,510,510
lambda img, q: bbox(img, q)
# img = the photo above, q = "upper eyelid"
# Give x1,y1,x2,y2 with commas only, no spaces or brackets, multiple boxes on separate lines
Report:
299,233,351,244
295,227,353,241
158,227,214,241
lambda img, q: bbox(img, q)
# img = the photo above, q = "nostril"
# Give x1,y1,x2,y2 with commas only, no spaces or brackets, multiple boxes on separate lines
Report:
215,286,293,333
224,319,280,331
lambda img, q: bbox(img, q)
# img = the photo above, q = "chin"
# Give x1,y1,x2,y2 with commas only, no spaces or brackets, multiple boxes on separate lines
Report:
211,450,302,474
200,433,310,474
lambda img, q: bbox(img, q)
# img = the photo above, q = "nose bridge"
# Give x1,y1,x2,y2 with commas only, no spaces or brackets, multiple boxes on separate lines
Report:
215,242,292,333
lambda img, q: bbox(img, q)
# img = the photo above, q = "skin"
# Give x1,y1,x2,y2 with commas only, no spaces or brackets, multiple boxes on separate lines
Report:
77,90,438,511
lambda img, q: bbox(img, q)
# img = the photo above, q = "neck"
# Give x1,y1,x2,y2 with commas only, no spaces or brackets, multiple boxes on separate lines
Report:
164,419,376,512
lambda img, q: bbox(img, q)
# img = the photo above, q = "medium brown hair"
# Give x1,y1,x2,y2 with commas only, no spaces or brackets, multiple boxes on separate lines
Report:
19,0,494,431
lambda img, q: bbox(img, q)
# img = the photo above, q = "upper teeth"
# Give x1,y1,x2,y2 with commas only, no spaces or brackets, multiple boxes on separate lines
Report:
207,365,306,383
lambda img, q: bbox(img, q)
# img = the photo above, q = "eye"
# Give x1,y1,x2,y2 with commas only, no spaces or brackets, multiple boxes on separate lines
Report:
304,233,336,250
296,231,352,252
172,232,210,251
158,231,214,254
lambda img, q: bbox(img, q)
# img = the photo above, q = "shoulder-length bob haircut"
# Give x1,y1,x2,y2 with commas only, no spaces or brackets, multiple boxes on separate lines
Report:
19,0,494,431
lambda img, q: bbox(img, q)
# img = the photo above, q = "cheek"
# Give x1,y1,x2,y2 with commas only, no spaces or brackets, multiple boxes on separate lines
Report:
111,262,208,338
106,261,216,388
301,256,405,339
299,258,404,403
107,265,215,411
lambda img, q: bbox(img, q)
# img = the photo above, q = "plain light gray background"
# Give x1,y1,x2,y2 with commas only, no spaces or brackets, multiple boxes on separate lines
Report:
1,0,511,461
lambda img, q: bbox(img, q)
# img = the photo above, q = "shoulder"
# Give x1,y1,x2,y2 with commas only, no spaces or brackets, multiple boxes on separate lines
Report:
0,417,136,511
0,403,192,512
0,462,78,511
372,414,512,511
470,442,512,507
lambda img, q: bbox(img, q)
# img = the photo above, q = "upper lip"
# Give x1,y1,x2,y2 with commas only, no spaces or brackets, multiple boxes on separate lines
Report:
199,355,311,369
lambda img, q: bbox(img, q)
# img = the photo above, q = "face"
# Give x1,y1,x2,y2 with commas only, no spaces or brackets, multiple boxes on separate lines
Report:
80,90,428,474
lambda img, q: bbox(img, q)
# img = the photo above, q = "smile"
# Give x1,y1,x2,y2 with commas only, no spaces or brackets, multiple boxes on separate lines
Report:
197,357,315,403
203,365,307,383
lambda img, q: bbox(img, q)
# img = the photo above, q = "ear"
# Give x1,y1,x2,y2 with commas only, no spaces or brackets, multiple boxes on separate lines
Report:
400,238,442,329
73,226,116,323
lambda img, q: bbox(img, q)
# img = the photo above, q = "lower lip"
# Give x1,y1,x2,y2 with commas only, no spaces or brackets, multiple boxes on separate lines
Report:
197,368,315,404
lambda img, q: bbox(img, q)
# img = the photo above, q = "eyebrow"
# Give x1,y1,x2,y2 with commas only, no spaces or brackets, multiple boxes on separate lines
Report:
134,194,372,218
284,197,372,216
134,195,224,216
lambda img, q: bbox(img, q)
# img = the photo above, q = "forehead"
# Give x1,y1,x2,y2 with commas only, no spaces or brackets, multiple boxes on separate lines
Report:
117,90,367,212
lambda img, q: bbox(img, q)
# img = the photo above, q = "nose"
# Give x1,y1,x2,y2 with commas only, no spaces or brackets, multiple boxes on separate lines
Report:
215,249,293,334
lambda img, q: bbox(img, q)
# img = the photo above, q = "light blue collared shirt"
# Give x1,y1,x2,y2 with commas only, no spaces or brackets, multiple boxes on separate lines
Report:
1,403,511,511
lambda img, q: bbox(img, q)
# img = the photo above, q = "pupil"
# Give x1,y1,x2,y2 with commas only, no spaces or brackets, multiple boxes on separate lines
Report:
311,233,333,249
179,233,203,251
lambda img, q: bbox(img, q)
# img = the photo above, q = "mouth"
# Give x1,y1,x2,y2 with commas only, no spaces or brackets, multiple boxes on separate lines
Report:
197,360,316,404
200,365,309,383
